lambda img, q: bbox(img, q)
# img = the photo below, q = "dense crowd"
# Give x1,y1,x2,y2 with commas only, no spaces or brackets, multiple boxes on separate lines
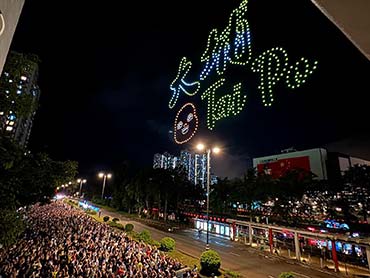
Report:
0,201,198,278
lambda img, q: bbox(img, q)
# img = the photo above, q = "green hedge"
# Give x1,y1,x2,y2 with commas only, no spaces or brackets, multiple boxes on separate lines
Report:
103,216,110,222
86,209,97,215
138,229,151,243
160,237,176,251
200,250,221,276
125,223,134,232
279,272,294,278
108,221,124,230
150,239,161,248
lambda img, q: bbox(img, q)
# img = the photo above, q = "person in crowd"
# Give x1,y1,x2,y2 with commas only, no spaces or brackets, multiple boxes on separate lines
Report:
0,201,196,278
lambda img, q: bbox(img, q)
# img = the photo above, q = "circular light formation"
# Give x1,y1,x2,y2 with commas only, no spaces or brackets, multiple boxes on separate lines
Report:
174,103,199,145
0,12,5,37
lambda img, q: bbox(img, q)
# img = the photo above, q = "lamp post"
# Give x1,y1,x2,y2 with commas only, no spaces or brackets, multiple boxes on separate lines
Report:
196,143,220,250
77,178,87,197
98,172,112,199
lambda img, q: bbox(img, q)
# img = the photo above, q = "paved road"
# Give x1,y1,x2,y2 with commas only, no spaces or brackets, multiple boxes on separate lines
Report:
99,208,339,278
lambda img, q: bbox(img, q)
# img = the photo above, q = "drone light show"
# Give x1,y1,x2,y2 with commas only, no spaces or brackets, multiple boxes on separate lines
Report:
169,0,318,144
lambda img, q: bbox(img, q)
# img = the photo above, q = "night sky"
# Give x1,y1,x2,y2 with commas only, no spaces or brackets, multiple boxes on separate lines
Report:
10,0,370,178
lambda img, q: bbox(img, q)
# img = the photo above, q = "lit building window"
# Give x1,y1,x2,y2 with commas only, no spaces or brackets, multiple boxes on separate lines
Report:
20,76,27,81
17,90,22,94
6,126,13,131
8,79,13,83
9,121,14,126
0,111,3,115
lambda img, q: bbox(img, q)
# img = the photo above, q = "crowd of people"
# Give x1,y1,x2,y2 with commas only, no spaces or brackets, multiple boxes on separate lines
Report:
0,201,199,278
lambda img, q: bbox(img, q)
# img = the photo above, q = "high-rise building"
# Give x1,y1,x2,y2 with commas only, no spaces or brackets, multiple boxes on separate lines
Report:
0,52,40,147
153,152,178,170
154,149,217,188
0,0,25,75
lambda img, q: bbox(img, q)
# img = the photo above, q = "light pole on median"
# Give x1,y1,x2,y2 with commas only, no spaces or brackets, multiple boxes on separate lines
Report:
196,143,220,250
98,172,112,199
77,178,87,197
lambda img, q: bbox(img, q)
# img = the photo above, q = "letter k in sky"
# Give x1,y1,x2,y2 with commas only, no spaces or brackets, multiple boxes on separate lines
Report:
169,57,200,109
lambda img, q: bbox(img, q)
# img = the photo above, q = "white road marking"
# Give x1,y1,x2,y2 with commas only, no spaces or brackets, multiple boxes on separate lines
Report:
229,252,241,257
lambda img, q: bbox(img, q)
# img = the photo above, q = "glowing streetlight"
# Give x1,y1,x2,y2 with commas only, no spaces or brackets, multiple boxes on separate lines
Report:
195,142,221,250
98,172,112,199
213,147,220,154
77,178,87,197
196,143,205,151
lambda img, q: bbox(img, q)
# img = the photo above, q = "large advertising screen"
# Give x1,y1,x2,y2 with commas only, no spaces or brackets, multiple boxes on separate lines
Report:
253,148,328,180
256,156,310,179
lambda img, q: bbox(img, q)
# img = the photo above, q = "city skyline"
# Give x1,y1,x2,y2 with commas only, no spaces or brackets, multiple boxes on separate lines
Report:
8,0,370,178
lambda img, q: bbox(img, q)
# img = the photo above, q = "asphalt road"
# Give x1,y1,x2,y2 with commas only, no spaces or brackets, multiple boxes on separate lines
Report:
100,208,339,278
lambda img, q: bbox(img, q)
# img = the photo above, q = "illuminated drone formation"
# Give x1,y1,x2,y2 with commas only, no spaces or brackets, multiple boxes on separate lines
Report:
169,0,318,142
174,103,199,144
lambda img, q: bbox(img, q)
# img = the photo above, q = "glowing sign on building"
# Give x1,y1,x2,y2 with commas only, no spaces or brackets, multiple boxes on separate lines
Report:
169,0,318,143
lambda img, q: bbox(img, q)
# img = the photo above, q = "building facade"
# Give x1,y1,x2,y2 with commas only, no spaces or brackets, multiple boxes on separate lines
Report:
153,152,178,170
253,148,328,180
253,147,370,181
153,149,217,188
0,0,25,75
0,52,40,147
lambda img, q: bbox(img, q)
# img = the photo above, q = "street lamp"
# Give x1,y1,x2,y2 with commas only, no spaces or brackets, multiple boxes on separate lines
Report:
77,178,87,197
196,142,221,250
98,172,112,199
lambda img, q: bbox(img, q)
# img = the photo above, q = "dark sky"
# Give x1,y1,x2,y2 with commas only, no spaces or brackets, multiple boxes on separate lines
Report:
10,0,370,178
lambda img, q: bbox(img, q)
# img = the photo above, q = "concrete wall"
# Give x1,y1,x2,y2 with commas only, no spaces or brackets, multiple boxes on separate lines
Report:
0,0,25,75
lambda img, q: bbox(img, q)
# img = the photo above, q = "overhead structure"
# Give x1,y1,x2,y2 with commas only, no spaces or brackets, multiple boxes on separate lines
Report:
311,0,370,61
0,0,25,75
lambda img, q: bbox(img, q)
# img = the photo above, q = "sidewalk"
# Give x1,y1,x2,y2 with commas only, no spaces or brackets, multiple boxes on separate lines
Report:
235,239,370,278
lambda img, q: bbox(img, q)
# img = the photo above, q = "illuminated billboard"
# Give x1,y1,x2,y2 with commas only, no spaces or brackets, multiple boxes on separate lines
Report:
253,148,328,180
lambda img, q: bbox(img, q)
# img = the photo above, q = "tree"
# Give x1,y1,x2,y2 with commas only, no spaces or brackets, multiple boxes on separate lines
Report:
0,137,78,247
160,237,176,251
271,169,315,224
343,164,370,221
279,272,294,278
210,177,233,215
200,250,221,276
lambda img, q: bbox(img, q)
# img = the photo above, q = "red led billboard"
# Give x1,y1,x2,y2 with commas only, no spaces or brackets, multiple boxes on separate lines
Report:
257,156,310,179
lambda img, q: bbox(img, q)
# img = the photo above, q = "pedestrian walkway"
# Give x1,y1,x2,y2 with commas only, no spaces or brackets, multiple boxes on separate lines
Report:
237,240,370,278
